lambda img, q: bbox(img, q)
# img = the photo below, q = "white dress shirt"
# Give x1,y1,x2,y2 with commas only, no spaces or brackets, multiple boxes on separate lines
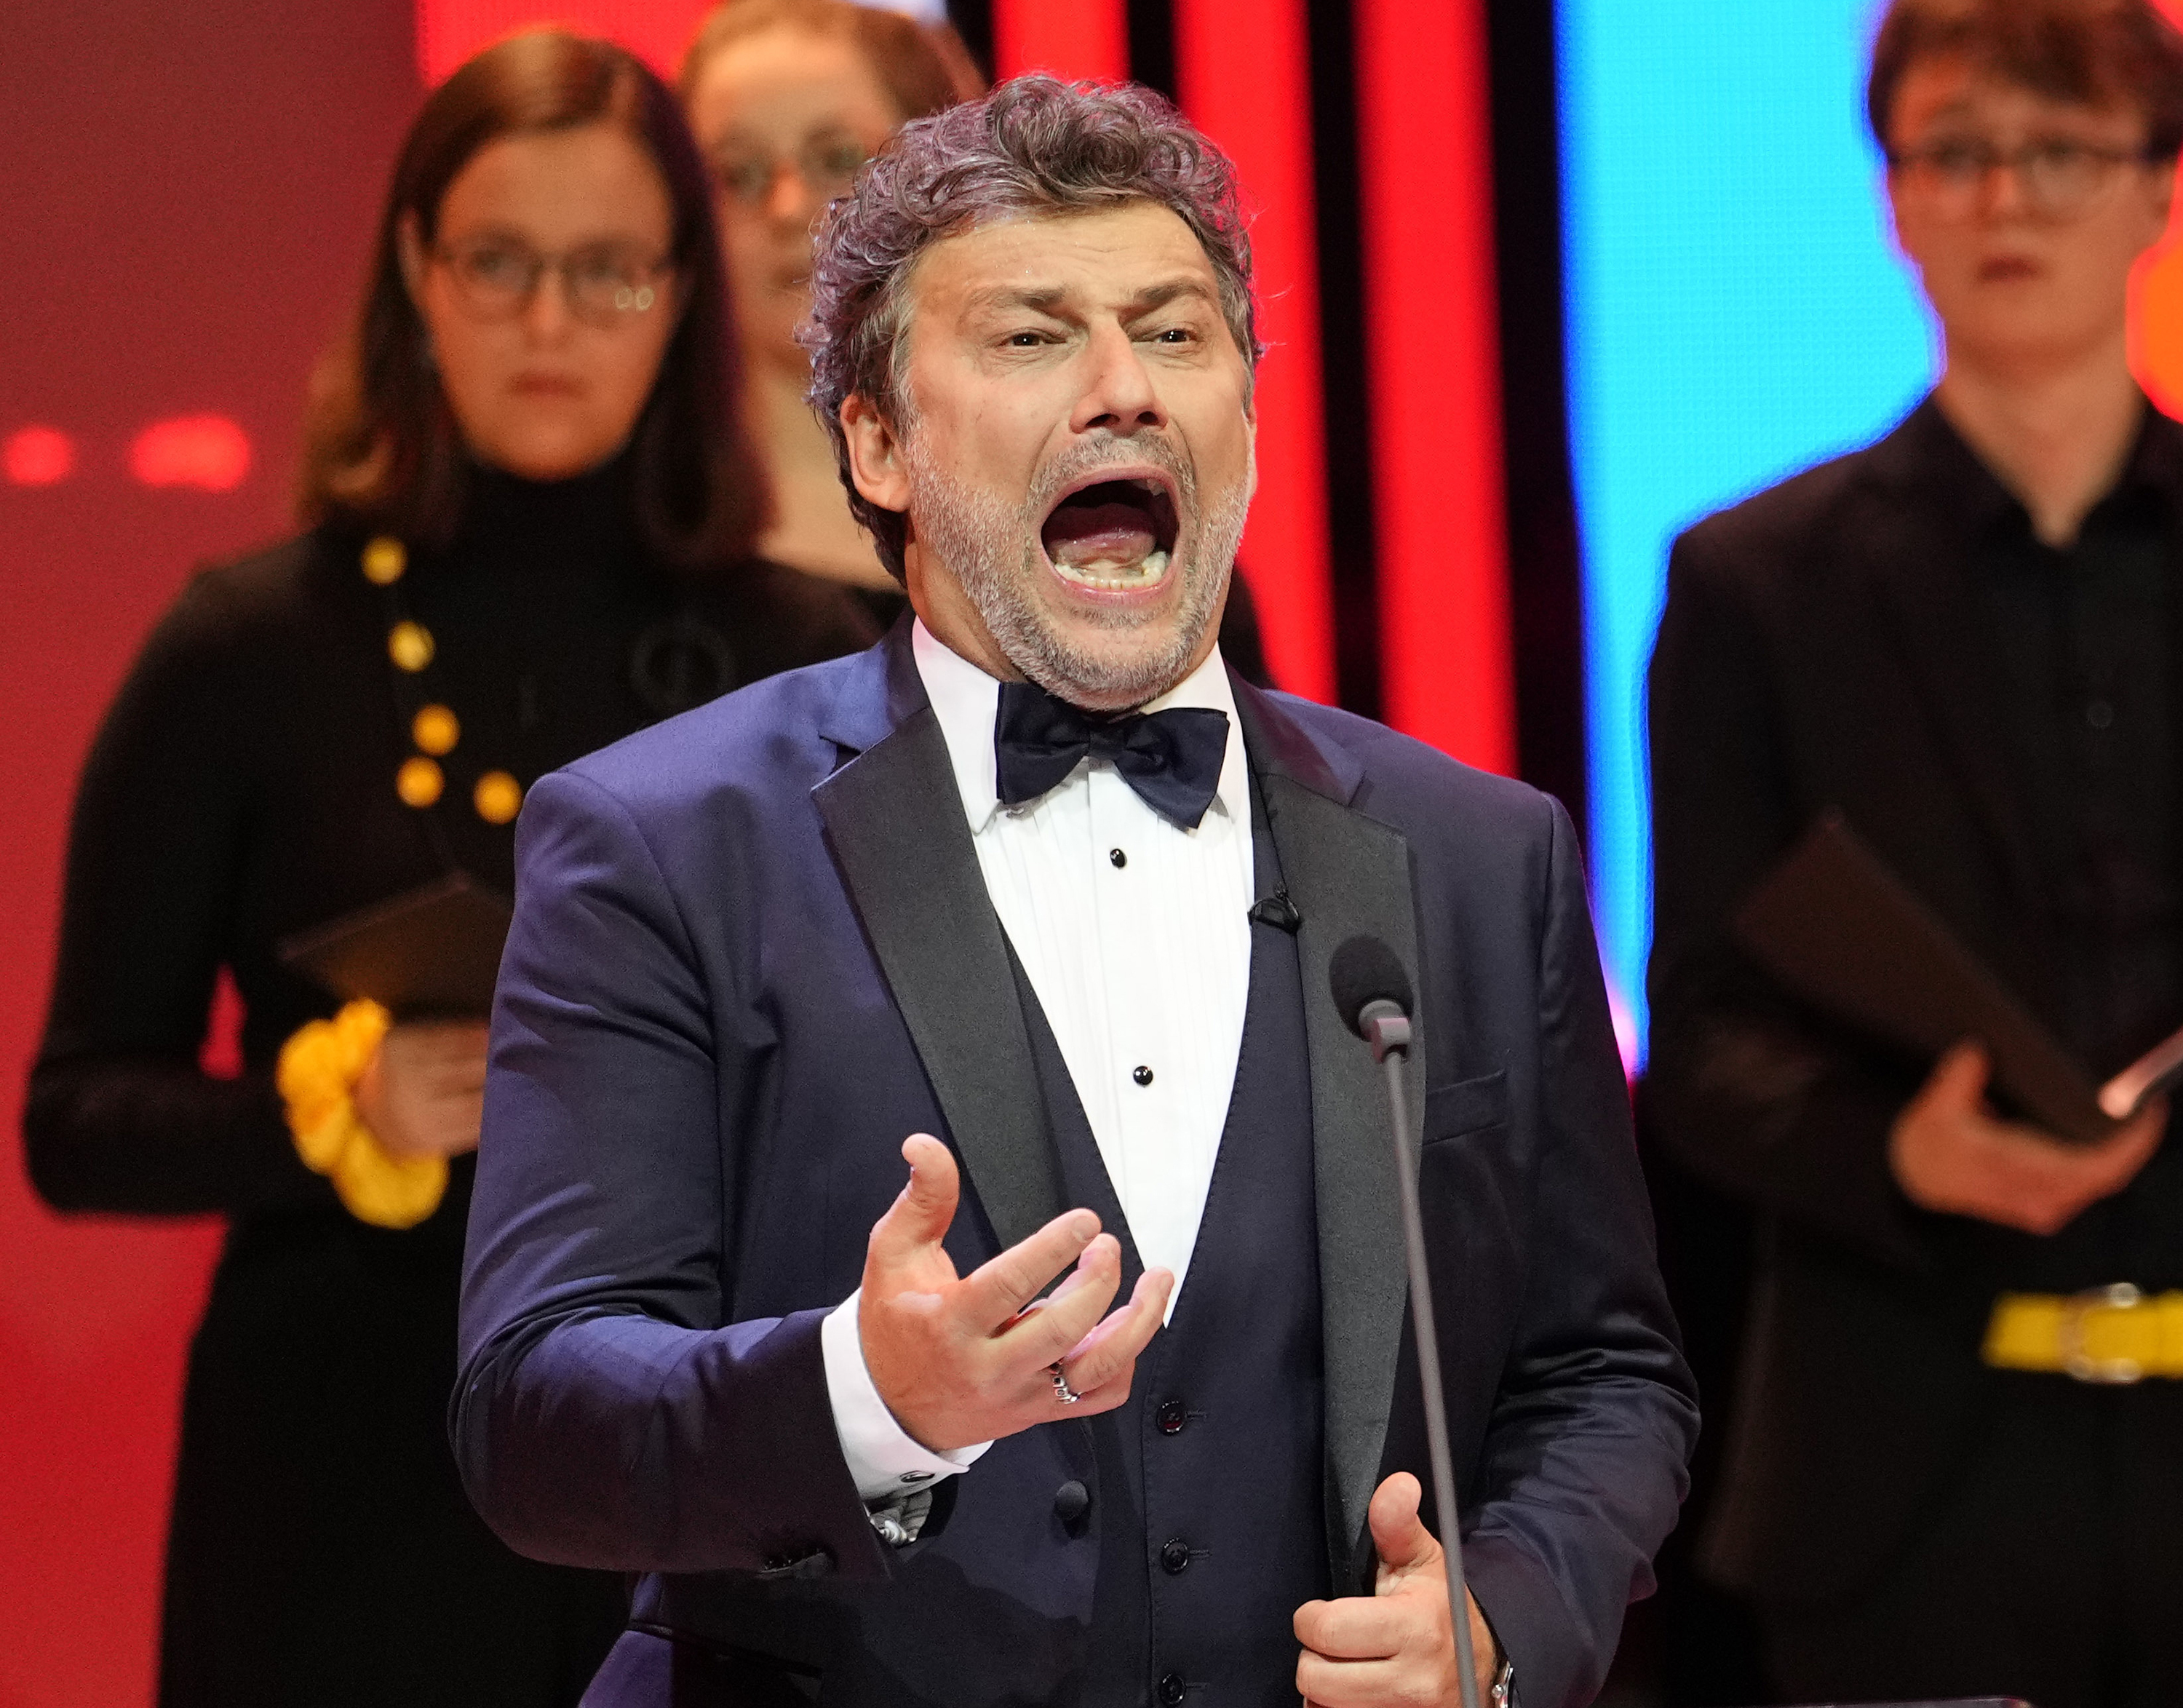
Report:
820,620,1256,1501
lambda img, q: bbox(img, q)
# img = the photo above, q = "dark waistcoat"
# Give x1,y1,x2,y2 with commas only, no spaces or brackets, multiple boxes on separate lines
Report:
1010,815,1329,1708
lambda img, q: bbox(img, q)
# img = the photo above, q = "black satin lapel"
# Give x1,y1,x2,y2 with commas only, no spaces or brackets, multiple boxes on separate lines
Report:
1869,533,2045,910
1256,768,1423,1586
812,705,1067,1253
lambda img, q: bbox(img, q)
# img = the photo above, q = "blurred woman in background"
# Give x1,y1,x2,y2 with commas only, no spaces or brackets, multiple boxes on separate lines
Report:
679,0,1273,679
682,0,979,593
24,31,877,1707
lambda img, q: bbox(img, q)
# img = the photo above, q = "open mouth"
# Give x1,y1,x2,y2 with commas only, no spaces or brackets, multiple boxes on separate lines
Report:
1038,474,1181,592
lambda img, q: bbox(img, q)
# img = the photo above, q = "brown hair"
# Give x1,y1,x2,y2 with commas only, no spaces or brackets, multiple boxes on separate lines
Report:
300,29,768,569
1868,0,2183,157
801,76,1262,580
679,0,985,126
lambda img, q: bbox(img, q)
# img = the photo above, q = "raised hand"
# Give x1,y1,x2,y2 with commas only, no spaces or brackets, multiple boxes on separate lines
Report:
355,1020,491,1161
1294,1472,1499,1708
859,1132,1174,1454
1890,1042,2165,1235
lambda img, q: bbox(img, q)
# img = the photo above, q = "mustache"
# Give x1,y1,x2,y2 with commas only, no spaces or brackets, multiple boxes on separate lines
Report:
1025,434,1198,515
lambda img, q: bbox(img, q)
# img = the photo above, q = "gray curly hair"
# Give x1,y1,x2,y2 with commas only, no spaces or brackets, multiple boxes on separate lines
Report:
799,74,1263,581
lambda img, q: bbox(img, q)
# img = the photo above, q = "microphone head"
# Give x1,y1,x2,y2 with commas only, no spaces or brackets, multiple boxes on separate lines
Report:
1328,934,1414,1037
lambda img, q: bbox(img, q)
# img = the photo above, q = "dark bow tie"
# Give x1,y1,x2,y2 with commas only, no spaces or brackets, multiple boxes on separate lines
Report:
993,680,1229,829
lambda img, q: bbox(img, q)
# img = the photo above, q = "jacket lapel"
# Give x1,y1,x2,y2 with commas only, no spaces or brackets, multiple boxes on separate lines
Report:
1234,680,1423,1586
811,629,1068,1255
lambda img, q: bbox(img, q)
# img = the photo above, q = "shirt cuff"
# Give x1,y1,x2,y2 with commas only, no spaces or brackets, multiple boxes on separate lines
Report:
822,1288,992,1505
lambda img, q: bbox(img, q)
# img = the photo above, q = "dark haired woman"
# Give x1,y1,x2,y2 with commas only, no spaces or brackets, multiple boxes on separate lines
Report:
24,30,880,1707
677,0,1273,680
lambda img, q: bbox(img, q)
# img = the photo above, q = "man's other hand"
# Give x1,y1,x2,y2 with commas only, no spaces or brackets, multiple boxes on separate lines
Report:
1294,1471,1499,1707
1890,1042,2165,1235
859,1132,1173,1454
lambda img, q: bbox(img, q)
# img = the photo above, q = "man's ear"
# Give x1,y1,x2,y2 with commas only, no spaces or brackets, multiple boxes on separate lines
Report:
841,392,912,515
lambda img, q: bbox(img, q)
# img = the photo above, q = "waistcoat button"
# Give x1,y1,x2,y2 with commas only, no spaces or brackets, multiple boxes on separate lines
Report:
1158,1671,1187,1705
1160,1536,1191,1574
1156,1399,1188,1434
1053,1480,1091,1528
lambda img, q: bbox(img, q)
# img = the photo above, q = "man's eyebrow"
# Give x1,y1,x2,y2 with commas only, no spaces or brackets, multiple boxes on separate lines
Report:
960,283,1073,318
1122,277,1219,315
958,276,1220,319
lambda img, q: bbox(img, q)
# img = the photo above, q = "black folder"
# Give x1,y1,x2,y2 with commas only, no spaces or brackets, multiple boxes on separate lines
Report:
277,873,513,1019
1731,814,2183,1145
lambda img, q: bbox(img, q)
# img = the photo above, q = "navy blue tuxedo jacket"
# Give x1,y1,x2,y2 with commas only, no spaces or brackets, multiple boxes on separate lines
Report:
455,626,1696,1707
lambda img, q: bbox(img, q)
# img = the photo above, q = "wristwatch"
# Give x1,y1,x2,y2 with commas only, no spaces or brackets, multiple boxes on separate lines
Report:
1489,1654,1516,1707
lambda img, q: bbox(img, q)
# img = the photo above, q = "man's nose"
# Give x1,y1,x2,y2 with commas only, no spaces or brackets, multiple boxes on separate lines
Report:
1071,325,1166,434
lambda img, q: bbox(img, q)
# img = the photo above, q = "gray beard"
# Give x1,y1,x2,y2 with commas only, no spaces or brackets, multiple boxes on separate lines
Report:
903,436,1248,710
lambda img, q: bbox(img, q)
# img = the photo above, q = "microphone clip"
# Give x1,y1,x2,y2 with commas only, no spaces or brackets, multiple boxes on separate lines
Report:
1249,886,1303,934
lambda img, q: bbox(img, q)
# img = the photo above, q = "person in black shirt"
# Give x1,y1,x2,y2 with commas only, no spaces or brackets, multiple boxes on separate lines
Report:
1646,3,2183,1705
22,31,883,1707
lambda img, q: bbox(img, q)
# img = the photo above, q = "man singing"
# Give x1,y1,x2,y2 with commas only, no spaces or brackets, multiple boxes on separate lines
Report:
456,76,1693,1708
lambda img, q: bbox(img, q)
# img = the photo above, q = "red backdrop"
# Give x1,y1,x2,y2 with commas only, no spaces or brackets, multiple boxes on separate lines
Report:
0,7,417,1704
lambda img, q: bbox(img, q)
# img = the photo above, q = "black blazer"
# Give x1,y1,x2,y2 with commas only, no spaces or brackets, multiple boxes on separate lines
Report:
456,624,1698,1707
1645,396,2183,1606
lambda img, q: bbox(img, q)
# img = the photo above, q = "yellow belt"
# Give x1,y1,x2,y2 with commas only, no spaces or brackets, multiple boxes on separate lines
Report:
1983,1286,2183,1383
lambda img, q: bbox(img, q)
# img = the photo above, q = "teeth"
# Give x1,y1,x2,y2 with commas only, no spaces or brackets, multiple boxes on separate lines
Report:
1053,548,1169,590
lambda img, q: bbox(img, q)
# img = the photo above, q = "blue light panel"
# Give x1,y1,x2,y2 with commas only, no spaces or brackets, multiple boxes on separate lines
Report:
1558,0,1936,1050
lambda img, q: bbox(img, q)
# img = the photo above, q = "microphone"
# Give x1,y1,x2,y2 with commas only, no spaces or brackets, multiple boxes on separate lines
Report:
1328,934,1482,1708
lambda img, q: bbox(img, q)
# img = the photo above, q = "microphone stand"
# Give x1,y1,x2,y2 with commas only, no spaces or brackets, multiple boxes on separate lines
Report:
1359,997,1483,1708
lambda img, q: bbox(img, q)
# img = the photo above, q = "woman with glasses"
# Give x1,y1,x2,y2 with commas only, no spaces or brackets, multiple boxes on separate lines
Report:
680,0,981,594
23,30,878,1707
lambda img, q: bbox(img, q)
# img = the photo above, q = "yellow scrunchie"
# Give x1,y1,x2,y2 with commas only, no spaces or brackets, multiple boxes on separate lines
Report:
276,999,448,1229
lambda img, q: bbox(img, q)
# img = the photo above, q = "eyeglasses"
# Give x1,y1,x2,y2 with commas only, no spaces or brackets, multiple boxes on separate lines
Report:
431,239,674,327
711,132,875,207
1886,135,2156,221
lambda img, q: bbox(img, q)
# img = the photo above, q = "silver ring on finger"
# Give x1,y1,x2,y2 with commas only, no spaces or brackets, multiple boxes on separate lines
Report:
1048,1360,1083,1405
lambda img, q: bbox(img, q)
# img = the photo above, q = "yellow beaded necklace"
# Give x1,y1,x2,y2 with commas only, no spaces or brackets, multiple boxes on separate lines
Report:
362,535,525,827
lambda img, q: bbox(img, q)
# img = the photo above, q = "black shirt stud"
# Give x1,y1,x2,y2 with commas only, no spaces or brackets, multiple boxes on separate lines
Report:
1054,1479,1092,1535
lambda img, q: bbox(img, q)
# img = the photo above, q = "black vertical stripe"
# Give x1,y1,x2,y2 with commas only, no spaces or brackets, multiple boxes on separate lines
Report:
1126,0,1177,98
1307,0,1383,721
947,0,994,82
1486,0,1585,815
